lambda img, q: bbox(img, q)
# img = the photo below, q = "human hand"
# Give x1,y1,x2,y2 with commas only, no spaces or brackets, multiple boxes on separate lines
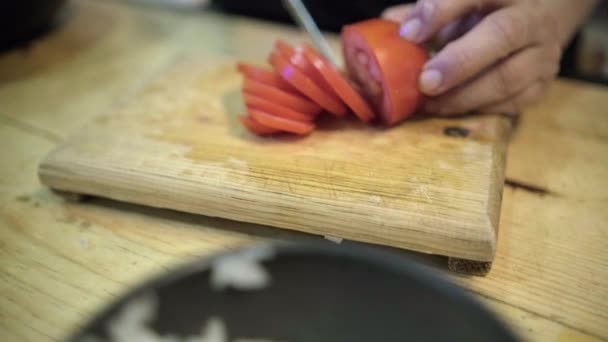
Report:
382,0,563,115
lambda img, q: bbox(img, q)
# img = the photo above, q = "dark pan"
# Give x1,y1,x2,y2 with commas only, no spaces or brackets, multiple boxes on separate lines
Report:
69,242,518,341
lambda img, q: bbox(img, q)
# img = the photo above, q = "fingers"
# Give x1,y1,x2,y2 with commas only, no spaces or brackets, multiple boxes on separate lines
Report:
436,11,486,46
381,4,415,23
478,81,548,114
425,45,559,115
419,5,540,96
398,0,508,43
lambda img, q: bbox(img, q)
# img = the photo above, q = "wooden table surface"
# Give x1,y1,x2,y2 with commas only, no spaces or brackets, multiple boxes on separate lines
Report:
0,0,606,341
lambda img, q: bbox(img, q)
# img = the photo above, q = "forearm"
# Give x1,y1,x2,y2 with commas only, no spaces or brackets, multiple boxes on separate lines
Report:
545,0,599,46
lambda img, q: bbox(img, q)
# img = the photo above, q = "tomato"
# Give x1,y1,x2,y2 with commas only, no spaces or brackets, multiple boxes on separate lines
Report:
237,63,297,94
273,41,336,95
244,93,315,122
236,18,429,136
341,19,429,125
300,44,375,122
269,50,348,116
242,78,322,115
239,115,280,135
249,108,315,135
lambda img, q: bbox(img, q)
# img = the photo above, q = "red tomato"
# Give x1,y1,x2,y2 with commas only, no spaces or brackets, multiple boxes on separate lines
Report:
249,108,315,135
239,115,280,135
300,44,375,122
274,41,336,95
237,63,297,94
341,19,429,125
244,93,315,122
269,50,348,116
242,78,322,115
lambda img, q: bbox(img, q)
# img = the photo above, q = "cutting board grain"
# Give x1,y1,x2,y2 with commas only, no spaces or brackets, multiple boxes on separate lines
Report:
39,57,511,263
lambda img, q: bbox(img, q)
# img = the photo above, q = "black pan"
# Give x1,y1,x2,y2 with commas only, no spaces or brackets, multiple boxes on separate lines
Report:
69,242,518,341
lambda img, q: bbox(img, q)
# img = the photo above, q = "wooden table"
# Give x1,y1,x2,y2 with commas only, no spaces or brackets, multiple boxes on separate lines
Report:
1,1,606,341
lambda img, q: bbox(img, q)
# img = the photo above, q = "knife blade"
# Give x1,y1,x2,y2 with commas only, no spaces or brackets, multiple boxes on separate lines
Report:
282,0,340,67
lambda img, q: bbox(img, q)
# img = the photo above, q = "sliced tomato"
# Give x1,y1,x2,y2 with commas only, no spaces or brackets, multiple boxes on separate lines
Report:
341,19,429,125
236,63,297,94
239,115,280,135
269,51,348,116
249,108,315,135
244,93,315,122
273,41,336,95
300,44,375,122
242,78,322,115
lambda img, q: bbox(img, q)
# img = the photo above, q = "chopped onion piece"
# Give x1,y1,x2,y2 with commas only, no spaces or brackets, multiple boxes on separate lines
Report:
210,247,274,291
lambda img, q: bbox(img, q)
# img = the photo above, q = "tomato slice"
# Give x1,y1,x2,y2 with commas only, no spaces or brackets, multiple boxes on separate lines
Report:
341,19,429,125
239,115,281,135
300,44,375,122
269,50,348,116
236,63,297,94
249,108,315,135
243,78,322,115
273,41,336,96
244,93,315,122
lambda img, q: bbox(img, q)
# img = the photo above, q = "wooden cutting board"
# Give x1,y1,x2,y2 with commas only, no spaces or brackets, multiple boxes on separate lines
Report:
39,56,511,272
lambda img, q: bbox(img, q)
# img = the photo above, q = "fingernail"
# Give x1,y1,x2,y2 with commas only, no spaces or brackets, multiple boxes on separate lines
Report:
400,18,422,41
419,69,443,94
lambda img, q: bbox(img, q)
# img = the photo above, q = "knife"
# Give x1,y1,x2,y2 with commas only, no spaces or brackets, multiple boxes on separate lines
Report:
282,0,340,67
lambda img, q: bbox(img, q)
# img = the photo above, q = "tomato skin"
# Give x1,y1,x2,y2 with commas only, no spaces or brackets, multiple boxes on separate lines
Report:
244,93,315,122
239,115,280,135
341,19,429,125
274,41,336,96
300,44,375,123
269,50,348,116
242,78,322,115
249,108,315,135
237,63,297,94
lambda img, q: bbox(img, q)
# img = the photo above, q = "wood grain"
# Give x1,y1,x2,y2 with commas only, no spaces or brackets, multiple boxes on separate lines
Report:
1,0,606,341
38,57,510,263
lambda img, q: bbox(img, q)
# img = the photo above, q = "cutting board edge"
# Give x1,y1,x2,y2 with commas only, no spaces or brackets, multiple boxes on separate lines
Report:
483,115,512,261
38,154,497,263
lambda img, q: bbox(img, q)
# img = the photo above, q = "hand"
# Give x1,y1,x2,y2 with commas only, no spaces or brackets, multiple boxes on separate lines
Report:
383,0,564,115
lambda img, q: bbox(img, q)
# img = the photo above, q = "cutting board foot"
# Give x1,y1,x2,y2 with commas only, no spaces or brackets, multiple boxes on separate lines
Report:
448,258,492,276
53,190,88,202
